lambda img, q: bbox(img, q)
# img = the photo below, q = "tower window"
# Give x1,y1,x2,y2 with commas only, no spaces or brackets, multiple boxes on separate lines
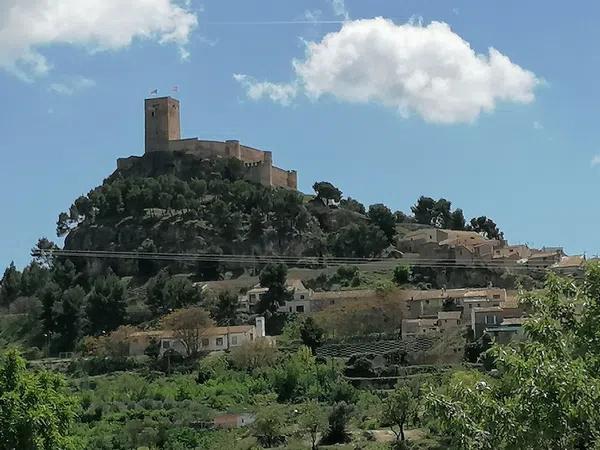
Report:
151,111,155,117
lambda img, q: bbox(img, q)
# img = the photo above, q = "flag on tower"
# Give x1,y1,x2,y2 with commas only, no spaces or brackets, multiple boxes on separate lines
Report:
150,89,158,95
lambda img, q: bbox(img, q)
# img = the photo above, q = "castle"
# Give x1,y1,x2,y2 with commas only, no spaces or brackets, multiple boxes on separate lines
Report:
117,97,298,189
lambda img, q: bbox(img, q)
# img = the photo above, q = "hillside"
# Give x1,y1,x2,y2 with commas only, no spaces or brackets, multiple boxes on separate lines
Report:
57,151,397,277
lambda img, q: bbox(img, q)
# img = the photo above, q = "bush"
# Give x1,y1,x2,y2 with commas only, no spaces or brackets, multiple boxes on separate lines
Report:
393,265,412,285
321,401,353,444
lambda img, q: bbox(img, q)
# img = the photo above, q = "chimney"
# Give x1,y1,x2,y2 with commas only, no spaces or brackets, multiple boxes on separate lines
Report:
255,317,266,338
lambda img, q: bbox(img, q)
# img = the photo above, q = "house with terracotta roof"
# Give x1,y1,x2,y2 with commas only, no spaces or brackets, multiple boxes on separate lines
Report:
551,255,586,277
526,249,564,268
128,317,266,357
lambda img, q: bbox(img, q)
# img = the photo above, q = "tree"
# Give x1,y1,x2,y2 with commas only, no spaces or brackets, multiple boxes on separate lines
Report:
468,216,504,240
146,272,202,316
300,317,325,353
210,290,240,326
313,181,342,202
19,261,49,297
411,196,436,225
322,401,353,444
299,401,328,450
161,307,213,357
0,261,21,306
449,208,466,230
329,223,388,258
229,339,279,372
31,237,59,268
425,265,600,449
258,263,292,314
54,286,86,351
368,203,396,242
393,264,411,285
85,272,127,335
431,198,452,228
252,406,286,448
382,382,418,445
0,350,78,450
340,197,366,215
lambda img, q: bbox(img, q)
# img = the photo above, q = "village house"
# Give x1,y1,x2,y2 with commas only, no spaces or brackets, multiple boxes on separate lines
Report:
471,306,526,340
401,318,439,338
404,287,507,320
550,255,586,277
526,250,564,268
128,317,266,357
493,245,532,262
484,317,527,344
239,279,313,314
437,310,462,331
397,229,491,254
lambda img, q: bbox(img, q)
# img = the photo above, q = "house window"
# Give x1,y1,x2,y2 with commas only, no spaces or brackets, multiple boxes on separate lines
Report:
289,307,292,312
300,295,305,300
296,305,305,313
493,294,500,299
231,336,238,345
162,340,171,349
201,338,209,347
216,337,224,346
330,300,335,305
250,294,256,301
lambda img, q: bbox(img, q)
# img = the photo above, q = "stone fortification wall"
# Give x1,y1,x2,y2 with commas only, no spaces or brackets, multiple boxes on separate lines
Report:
271,166,298,189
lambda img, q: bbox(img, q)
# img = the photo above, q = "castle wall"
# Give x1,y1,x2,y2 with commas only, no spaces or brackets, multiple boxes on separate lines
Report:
244,161,272,186
240,145,268,163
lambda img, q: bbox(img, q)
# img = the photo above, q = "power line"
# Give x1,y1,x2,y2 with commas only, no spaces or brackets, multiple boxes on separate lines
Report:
33,249,555,271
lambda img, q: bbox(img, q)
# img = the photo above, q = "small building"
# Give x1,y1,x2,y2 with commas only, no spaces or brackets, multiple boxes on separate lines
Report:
471,306,504,339
493,245,532,262
437,311,462,332
239,279,313,314
484,318,526,344
128,317,266,357
526,250,564,268
551,255,586,277
401,318,439,339
214,413,256,429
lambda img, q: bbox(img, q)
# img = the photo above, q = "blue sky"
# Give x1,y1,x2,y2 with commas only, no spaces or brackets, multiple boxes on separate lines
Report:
1,0,599,269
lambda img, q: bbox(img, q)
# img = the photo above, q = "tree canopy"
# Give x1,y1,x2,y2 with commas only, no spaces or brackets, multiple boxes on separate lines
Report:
0,350,78,450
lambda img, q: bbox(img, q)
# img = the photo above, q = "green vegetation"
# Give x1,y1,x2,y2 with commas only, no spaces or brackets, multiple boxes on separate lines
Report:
0,351,78,449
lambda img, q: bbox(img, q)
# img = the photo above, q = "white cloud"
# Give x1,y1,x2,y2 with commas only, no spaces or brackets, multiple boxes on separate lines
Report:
0,0,198,80
591,155,600,167
329,0,350,20
236,18,541,124
49,76,96,95
533,120,543,130
233,74,298,106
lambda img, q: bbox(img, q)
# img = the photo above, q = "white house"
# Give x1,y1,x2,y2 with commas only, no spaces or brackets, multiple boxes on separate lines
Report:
239,279,313,314
128,317,267,357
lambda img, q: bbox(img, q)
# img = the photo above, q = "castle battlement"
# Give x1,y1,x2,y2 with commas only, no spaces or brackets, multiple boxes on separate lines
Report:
143,96,297,190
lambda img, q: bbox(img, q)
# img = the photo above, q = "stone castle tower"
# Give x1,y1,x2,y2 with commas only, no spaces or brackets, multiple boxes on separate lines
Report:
118,96,297,190
145,97,181,153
